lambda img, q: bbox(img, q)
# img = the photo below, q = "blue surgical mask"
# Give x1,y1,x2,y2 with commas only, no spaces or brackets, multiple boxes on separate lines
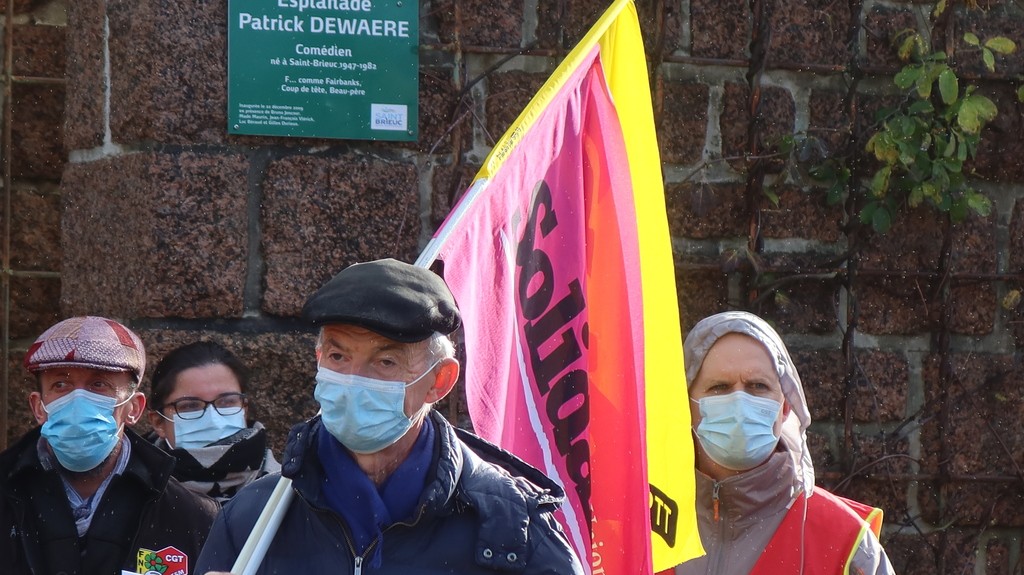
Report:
41,388,132,472
172,409,247,450
693,391,782,471
314,360,440,454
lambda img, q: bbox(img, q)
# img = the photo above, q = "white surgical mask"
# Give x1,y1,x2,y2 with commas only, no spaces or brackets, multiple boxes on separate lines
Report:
41,389,132,472
693,391,782,471
172,409,247,450
314,360,440,454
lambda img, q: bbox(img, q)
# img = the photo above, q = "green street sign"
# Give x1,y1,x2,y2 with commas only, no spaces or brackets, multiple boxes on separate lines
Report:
228,0,418,141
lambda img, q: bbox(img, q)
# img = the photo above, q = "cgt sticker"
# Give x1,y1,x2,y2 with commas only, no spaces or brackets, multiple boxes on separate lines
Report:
137,545,188,575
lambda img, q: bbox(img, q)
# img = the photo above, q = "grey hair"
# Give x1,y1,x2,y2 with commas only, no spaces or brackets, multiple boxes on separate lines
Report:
426,332,455,361
314,328,455,362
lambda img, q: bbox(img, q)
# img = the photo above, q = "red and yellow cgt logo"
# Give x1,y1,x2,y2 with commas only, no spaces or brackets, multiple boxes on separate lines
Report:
136,545,188,575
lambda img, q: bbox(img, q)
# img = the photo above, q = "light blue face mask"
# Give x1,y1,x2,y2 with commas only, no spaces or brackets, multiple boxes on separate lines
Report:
41,388,132,472
314,360,440,454
693,391,782,471
172,409,248,450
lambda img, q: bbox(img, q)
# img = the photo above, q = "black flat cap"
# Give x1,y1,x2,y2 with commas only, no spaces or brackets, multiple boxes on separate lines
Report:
302,258,462,342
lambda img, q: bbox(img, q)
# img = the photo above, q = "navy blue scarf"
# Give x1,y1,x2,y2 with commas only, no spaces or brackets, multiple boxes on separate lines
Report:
318,419,434,568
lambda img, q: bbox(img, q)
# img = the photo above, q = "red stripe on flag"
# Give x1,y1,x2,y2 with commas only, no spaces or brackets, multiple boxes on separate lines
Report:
582,56,651,575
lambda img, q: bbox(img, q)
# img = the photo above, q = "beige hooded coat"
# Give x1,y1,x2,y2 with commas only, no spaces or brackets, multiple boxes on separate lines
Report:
674,311,895,575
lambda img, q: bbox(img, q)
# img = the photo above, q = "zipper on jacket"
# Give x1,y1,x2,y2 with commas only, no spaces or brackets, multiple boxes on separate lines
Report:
303,489,424,575
712,481,721,522
709,481,727,574
299,474,435,573
299,489,368,574
349,503,429,572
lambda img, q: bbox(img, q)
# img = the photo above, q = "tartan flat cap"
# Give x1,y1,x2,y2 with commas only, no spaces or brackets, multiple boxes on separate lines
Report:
24,316,146,382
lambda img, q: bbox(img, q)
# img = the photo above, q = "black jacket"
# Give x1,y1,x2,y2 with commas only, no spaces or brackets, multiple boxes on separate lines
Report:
196,411,585,574
0,427,220,575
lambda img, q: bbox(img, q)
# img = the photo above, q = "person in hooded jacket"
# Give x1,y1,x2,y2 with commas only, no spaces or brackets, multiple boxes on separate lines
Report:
148,341,281,502
196,258,584,575
670,311,895,575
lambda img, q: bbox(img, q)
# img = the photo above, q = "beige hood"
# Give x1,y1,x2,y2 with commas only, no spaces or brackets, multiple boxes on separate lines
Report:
683,311,814,498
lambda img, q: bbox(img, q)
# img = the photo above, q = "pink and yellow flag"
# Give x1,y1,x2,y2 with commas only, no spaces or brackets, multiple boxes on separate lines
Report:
416,0,702,572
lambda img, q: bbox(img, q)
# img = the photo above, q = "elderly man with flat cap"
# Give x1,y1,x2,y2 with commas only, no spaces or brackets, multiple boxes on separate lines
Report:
196,258,584,575
0,316,220,575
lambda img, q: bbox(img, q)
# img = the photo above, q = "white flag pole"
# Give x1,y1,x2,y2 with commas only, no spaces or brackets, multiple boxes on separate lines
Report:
414,178,489,267
230,476,294,575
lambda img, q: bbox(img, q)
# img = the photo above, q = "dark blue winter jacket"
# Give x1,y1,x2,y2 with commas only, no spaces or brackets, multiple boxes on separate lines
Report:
195,411,585,574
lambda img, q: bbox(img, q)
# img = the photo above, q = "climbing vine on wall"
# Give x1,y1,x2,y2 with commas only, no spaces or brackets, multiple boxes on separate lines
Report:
806,2,1018,233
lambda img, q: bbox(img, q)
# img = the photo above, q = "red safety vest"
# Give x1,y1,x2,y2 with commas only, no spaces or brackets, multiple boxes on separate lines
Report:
750,486,883,575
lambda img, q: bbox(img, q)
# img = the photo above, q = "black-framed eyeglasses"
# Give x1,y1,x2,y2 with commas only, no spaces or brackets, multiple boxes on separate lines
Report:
157,392,247,421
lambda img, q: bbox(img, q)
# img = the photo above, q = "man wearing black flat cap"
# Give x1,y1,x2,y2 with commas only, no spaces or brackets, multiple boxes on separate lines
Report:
197,258,584,575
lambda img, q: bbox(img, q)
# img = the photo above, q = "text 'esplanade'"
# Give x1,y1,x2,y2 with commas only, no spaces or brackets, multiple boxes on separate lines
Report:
277,0,374,12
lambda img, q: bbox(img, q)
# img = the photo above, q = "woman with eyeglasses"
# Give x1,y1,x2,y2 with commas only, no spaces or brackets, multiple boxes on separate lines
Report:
147,341,280,502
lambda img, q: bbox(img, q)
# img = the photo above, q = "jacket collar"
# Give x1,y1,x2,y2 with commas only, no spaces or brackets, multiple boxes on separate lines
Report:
282,412,460,516
122,427,177,494
282,411,566,571
0,426,175,497
695,448,798,526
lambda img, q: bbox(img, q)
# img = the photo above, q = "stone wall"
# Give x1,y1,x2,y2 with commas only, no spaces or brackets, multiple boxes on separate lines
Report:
2,0,66,446
3,0,1024,572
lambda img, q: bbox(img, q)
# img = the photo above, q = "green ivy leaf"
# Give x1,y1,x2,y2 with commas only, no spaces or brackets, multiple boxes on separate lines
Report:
872,205,893,233
951,174,966,191
983,48,996,72
895,65,923,90
912,154,933,179
865,132,879,154
963,32,981,46
964,132,979,157
875,106,898,122
984,37,1016,55
764,187,780,207
870,166,892,197
860,202,875,225
895,115,916,137
777,134,795,154
1017,85,1024,102
918,130,933,153
915,72,934,99
933,0,947,18
898,34,921,61
826,183,844,205
930,162,951,192
967,191,992,216
921,181,939,201
957,93,998,134
908,100,935,115
950,198,969,221
909,185,925,207
867,132,897,162
897,140,920,165
954,108,978,134
942,134,956,158
957,137,969,161
938,68,959,105
809,163,835,182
